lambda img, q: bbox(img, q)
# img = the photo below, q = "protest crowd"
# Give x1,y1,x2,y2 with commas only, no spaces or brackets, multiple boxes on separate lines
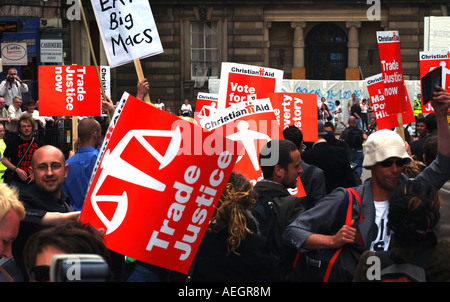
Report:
1,2,450,284
0,65,449,283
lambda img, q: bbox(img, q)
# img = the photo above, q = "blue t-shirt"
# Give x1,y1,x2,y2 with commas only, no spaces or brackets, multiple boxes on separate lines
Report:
62,146,100,211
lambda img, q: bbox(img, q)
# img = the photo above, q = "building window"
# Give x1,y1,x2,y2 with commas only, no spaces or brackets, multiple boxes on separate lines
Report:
190,22,219,87
305,23,348,80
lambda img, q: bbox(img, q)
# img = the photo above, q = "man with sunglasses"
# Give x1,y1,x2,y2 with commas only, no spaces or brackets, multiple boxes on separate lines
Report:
11,145,80,280
283,86,450,281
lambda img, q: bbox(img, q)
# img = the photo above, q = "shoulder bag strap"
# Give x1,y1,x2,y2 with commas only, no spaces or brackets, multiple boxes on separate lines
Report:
14,136,35,170
323,187,363,282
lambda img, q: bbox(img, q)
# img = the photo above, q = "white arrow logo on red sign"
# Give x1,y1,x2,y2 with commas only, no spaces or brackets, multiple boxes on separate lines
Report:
90,126,182,234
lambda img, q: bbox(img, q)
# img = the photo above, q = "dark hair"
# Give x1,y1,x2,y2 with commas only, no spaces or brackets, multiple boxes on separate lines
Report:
416,117,426,125
324,121,335,132
282,125,303,150
259,139,298,179
17,113,36,134
423,135,438,166
388,180,441,243
23,222,113,280
425,113,437,134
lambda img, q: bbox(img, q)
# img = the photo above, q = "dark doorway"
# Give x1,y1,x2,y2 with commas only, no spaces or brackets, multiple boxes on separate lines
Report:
305,23,348,80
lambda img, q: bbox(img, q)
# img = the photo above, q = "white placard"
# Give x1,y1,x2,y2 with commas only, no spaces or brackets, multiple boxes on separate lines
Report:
90,0,164,68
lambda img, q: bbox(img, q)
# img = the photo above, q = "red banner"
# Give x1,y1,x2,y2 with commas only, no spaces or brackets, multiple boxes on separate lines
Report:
80,93,240,274
376,31,407,114
38,65,102,116
365,73,414,130
194,92,218,124
199,96,306,198
419,50,450,113
258,93,318,142
218,62,283,110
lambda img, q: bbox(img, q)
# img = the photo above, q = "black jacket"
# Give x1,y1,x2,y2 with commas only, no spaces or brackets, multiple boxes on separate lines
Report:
301,141,356,194
12,184,74,280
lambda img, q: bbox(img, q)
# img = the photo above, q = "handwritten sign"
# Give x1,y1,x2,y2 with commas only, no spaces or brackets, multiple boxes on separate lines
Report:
38,65,101,116
90,0,163,68
376,31,407,114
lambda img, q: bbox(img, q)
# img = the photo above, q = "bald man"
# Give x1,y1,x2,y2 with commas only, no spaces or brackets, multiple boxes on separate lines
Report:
13,145,79,279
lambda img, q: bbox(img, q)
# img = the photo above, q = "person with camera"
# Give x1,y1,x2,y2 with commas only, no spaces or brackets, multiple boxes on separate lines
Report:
0,68,28,107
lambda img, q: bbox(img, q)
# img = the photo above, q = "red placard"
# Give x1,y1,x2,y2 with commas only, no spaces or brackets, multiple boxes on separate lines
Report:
376,31,407,114
365,73,414,130
218,62,283,110
258,93,318,142
80,93,240,274
38,65,102,116
419,50,450,113
194,92,218,124
200,96,306,197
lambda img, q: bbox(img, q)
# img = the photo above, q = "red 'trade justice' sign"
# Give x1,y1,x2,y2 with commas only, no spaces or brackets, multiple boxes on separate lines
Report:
376,31,407,115
80,93,240,274
365,73,414,130
38,65,102,116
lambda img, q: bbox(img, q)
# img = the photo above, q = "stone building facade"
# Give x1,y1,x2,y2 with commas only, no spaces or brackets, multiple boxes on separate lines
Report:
1,0,449,112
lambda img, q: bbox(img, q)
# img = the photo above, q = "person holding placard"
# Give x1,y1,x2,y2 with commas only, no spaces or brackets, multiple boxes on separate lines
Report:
62,118,102,211
283,87,450,282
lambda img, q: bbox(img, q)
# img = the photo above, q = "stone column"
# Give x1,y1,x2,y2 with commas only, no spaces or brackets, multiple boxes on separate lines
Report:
263,22,272,66
345,21,361,80
291,21,306,79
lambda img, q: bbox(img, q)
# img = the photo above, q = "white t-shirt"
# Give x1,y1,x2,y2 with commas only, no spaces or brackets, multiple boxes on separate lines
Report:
369,200,391,251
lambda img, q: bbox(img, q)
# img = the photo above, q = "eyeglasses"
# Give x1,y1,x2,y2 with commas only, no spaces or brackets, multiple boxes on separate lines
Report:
379,158,409,168
28,265,50,282
35,162,63,172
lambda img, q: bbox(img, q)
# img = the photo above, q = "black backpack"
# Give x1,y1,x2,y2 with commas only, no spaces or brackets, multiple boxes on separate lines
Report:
346,126,363,149
252,189,303,280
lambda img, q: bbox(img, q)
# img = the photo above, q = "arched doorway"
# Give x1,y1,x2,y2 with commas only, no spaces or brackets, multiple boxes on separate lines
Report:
305,23,348,80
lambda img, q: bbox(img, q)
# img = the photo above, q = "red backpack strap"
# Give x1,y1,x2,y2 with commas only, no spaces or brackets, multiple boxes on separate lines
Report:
323,188,355,282
323,187,364,282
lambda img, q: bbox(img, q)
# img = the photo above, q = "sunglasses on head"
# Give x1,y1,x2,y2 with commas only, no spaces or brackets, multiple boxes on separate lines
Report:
28,265,50,282
379,158,409,167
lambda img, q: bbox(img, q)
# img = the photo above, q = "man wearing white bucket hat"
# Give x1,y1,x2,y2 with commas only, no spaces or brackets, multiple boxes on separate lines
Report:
283,86,450,281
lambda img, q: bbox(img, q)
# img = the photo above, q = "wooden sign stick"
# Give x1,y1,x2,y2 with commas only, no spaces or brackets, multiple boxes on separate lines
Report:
396,112,405,142
77,0,111,124
134,58,152,104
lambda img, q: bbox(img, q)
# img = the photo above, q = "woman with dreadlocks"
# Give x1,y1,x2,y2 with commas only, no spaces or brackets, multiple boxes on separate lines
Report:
191,172,284,282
